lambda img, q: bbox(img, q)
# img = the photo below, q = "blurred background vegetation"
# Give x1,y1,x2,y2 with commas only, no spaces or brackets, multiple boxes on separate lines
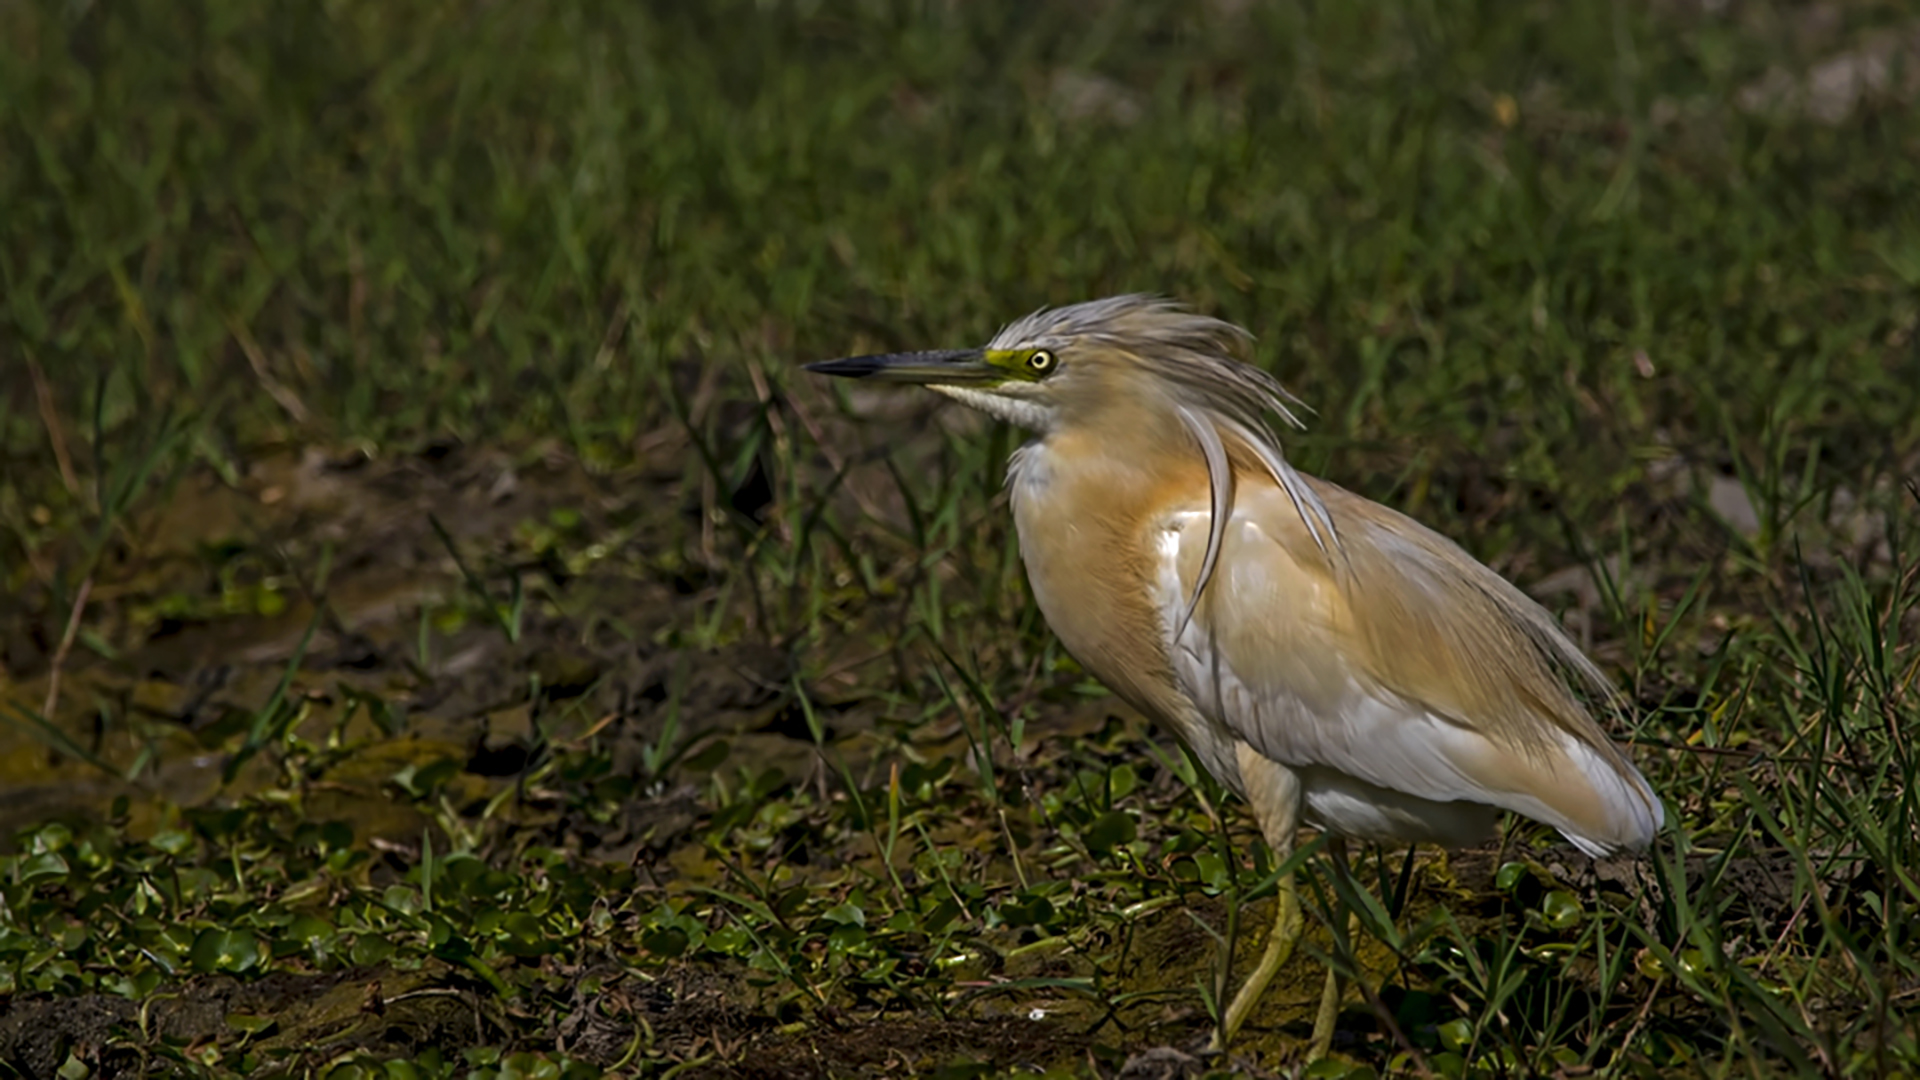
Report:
2,1,1918,1077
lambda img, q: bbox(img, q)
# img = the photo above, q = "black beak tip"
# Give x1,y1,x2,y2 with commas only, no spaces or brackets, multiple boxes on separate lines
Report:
804,356,879,378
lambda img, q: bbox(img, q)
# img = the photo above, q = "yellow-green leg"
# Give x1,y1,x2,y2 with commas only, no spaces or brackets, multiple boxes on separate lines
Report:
1307,909,1358,1060
1214,746,1315,1055
1211,863,1305,1051
1308,839,1361,1061
1210,859,1353,1061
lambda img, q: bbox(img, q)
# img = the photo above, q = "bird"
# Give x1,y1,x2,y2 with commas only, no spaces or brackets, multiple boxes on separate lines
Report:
805,295,1663,1060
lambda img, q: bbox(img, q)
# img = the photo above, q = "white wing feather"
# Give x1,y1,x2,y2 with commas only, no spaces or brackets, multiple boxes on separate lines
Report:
1155,491,1660,855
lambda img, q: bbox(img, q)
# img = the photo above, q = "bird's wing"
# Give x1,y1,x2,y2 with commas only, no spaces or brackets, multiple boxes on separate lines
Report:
1157,478,1662,855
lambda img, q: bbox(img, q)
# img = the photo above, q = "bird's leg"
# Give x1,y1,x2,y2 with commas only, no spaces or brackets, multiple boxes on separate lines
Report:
1308,838,1354,1060
1212,746,1306,1052
1213,851,1303,1050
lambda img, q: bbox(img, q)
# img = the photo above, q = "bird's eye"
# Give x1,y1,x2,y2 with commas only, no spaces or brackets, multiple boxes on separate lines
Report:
1026,350,1057,375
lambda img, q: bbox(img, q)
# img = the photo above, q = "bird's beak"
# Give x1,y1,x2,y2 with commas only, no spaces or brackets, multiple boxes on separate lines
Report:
804,348,997,386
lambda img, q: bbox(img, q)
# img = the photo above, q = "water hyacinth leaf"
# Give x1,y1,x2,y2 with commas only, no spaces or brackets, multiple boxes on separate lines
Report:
32,822,74,852
1084,809,1137,854
17,852,70,885
823,902,866,927
774,887,810,921
640,926,688,958
1540,890,1584,930
190,927,261,973
704,924,750,955
383,885,423,916
999,895,1055,928
503,912,544,945
1192,852,1230,892
438,854,484,894
923,899,963,935
150,830,194,856
350,934,396,967
286,913,334,943
1495,861,1530,891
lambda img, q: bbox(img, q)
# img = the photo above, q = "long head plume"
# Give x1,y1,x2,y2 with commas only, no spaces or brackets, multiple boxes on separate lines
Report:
985,296,1344,636
809,295,1343,635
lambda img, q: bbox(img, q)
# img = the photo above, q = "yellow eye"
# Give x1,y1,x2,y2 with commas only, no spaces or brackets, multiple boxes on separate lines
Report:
1027,349,1057,374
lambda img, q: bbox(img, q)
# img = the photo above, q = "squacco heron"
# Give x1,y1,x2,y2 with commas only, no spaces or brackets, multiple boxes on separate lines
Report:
807,295,1662,1058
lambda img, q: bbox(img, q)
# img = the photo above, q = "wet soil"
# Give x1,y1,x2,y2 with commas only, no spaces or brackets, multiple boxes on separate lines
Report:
2,431,1141,1076
0,433,1838,1076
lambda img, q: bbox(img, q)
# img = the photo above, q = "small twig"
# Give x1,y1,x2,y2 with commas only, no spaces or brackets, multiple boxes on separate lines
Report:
1758,889,1818,973
699,466,719,566
1613,973,1662,1063
42,576,93,719
813,646,893,684
551,711,619,752
224,314,311,424
999,807,1030,891
26,352,80,497
591,298,629,372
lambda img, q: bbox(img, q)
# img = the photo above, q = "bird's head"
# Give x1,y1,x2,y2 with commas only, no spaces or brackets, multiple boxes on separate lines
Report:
805,294,1286,435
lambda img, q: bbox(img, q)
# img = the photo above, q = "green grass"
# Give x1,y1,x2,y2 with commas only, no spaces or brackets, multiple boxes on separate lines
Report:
3,0,1920,1077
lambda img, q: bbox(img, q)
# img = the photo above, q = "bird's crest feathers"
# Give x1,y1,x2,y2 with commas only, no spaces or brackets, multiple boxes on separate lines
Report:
990,295,1341,621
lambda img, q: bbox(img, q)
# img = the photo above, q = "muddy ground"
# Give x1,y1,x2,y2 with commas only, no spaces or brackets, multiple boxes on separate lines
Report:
0,439,1371,1072
0,425,1894,1078
0,436,1233,1076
